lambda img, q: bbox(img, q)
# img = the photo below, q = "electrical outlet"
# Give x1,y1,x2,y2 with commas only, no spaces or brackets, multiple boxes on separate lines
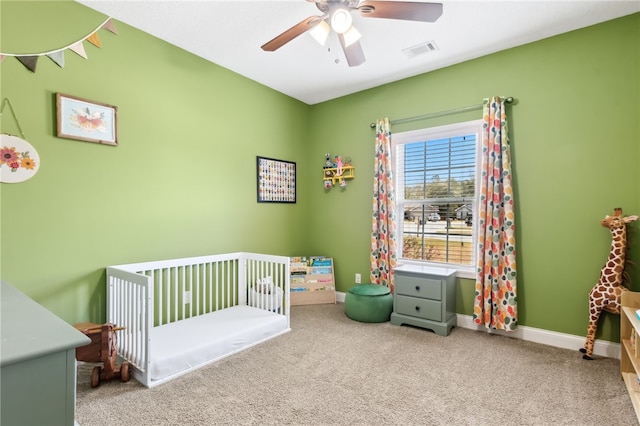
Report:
355,273,361,284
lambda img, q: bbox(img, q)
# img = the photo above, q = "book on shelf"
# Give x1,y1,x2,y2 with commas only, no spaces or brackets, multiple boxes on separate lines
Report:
309,267,332,275
310,257,332,266
306,278,333,283
291,276,305,285
290,286,334,292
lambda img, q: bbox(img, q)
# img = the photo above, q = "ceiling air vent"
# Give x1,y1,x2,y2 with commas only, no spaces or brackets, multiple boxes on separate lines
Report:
402,40,439,58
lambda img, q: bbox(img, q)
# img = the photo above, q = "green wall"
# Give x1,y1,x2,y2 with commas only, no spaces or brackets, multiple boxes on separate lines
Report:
308,13,640,342
2,1,639,344
0,1,310,323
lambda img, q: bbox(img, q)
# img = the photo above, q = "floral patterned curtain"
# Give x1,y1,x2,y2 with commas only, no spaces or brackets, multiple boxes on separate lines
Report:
473,97,517,330
370,118,397,291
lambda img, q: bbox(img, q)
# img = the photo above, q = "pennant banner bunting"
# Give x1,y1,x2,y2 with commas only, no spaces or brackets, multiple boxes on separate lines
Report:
69,41,88,59
47,51,65,68
16,56,38,73
87,32,102,48
0,17,117,72
102,19,119,35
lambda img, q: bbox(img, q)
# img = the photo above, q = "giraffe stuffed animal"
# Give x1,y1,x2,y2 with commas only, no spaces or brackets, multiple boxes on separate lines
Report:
581,208,638,360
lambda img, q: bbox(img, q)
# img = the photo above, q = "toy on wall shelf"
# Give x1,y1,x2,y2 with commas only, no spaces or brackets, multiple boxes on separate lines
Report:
580,208,638,360
324,153,333,169
335,156,343,176
322,153,355,190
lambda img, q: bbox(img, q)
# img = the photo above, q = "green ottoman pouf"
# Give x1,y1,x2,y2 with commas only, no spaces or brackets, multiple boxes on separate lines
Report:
345,284,393,323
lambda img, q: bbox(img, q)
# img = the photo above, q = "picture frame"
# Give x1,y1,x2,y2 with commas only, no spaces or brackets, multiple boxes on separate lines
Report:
257,156,296,203
56,93,118,146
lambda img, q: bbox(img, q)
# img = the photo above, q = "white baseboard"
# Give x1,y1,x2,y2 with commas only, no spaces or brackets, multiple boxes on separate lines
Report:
335,291,620,359
455,314,620,359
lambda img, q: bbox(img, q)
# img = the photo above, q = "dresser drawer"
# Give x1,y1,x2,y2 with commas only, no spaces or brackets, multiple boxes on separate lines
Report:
395,295,442,322
395,275,442,300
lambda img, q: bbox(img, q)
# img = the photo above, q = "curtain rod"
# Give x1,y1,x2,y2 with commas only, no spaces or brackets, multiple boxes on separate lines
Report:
369,96,514,129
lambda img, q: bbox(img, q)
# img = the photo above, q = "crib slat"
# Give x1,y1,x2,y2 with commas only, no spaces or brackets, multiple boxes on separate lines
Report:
195,264,200,316
165,269,170,325
208,262,213,313
173,267,178,322
232,259,237,306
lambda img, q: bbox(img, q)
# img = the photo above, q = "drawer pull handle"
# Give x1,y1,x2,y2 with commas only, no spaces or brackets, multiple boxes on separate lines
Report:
415,306,420,311
415,285,421,291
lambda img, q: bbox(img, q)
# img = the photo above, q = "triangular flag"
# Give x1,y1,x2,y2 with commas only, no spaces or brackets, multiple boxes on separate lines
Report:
69,41,88,59
87,32,102,48
0,55,5,63
16,56,38,72
47,51,65,68
102,19,119,35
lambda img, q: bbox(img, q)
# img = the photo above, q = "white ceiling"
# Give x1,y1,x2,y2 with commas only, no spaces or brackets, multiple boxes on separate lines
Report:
77,0,640,105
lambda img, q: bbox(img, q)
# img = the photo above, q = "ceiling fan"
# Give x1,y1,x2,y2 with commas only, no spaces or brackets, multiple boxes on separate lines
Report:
261,0,443,67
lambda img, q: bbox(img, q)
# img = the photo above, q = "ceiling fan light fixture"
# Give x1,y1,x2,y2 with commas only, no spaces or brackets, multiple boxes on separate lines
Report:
331,8,352,34
309,20,330,46
342,25,362,47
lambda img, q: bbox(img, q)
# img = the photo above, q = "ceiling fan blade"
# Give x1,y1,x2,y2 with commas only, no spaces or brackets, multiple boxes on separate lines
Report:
261,15,324,51
338,35,365,67
357,1,443,22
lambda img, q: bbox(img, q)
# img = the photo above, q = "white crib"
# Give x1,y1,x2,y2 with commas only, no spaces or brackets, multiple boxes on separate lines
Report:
106,252,290,388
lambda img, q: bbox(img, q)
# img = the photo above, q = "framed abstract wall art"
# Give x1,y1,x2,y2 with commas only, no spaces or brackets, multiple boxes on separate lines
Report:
56,93,118,146
257,156,296,203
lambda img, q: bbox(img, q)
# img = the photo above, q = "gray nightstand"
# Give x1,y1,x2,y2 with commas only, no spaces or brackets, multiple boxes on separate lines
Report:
390,265,456,336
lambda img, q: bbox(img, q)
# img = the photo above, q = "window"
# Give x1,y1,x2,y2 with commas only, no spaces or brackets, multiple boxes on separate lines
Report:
393,120,482,271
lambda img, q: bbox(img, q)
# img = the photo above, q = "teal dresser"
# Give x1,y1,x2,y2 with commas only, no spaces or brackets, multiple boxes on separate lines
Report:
1,281,90,426
390,265,456,336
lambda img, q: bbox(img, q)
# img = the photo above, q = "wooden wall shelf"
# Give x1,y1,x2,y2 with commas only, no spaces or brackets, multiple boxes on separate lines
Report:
322,166,355,186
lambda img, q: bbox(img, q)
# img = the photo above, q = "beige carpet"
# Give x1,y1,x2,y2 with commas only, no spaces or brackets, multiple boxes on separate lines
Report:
76,304,637,425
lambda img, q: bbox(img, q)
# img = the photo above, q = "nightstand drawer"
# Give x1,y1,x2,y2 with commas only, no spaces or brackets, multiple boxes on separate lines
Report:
395,275,441,299
396,295,441,322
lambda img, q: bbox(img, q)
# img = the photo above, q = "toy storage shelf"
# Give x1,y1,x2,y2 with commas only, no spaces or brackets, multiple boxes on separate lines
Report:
290,257,336,305
620,291,640,422
322,166,355,186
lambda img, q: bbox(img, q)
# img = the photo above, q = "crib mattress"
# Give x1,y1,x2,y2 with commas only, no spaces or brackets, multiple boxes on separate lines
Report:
149,305,288,383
